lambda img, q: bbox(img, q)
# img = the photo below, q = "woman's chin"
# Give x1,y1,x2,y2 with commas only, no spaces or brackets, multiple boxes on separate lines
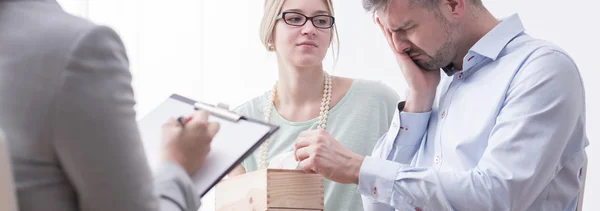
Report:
291,56,324,68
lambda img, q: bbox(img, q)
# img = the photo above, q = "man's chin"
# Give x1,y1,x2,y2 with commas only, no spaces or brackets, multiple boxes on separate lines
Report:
414,61,441,71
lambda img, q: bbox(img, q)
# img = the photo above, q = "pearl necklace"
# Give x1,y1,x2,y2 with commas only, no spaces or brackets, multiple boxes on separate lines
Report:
259,72,332,169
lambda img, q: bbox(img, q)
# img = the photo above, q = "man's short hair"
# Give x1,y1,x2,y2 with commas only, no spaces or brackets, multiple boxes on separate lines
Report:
363,0,483,13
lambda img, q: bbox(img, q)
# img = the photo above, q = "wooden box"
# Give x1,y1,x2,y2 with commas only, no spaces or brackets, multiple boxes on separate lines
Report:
215,169,324,211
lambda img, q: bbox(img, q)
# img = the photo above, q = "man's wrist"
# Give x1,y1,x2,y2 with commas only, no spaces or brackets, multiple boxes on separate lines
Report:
352,154,365,184
403,101,431,113
404,92,435,113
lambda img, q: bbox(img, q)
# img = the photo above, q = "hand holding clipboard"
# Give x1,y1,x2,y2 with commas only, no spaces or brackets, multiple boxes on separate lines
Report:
138,94,279,197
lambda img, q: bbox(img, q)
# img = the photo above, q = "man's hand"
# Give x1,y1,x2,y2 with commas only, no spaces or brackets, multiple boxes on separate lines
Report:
376,17,440,113
294,129,364,184
161,110,220,176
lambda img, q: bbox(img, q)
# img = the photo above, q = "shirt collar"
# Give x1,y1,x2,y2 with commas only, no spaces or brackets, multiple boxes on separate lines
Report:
442,14,526,76
470,14,525,60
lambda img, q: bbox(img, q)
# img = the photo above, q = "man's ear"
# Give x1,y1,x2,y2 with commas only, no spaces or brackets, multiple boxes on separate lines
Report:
440,0,466,17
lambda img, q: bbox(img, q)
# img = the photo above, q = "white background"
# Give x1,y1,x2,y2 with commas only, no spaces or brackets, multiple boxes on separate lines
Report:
57,0,598,210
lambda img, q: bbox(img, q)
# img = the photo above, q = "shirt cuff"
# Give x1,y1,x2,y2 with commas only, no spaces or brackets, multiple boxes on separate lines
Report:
395,102,431,146
358,156,402,204
361,194,395,211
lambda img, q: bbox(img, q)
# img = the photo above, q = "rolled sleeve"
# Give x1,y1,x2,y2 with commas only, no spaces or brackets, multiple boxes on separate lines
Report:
155,161,201,211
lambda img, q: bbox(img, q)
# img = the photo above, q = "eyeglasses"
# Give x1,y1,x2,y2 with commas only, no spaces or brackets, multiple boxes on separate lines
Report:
277,12,335,29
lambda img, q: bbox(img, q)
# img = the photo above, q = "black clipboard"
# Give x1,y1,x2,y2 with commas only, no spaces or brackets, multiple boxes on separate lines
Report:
137,94,279,197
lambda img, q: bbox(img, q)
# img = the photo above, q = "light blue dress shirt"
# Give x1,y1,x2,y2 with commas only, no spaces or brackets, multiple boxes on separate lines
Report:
359,14,588,211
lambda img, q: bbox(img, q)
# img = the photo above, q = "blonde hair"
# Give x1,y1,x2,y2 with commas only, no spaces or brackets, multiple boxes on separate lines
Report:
260,0,340,64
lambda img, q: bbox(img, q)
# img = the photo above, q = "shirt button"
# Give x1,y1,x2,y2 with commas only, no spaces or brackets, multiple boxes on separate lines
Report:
440,111,446,119
415,208,423,211
373,186,377,195
392,122,398,128
434,156,440,164
458,72,464,79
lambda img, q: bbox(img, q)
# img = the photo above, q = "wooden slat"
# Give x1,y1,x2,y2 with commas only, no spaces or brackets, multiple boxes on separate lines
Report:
215,169,268,211
266,169,324,210
215,169,324,211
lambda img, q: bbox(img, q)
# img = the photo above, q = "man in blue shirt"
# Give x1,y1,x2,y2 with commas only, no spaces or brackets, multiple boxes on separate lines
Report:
293,0,588,210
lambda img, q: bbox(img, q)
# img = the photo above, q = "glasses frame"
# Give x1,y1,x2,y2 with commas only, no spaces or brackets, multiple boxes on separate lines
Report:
276,12,335,29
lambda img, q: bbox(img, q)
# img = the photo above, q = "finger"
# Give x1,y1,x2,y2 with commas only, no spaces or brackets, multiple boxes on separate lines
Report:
295,136,314,150
375,16,384,30
375,17,387,38
184,116,193,124
186,111,211,130
376,17,396,51
294,145,312,162
298,129,317,138
299,158,316,174
395,52,424,73
385,34,419,71
316,129,330,138
395,50,413,63
206,122,220,138
192,110,210,121
163,117,180,128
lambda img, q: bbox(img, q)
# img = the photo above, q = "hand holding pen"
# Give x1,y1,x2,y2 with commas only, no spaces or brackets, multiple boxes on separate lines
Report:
161,110,220,175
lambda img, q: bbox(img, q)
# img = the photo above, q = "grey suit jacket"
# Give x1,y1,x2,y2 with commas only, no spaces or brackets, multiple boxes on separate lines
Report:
0,0,200,210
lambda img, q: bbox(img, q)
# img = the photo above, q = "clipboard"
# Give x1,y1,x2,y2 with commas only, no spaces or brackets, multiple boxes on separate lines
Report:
137,94,279,197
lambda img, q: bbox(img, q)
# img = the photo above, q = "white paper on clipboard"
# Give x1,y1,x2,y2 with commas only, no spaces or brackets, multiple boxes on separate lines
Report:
137,94,278,197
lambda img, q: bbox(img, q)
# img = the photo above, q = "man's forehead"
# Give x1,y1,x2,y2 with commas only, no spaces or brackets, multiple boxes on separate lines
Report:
376,0,412,28
377,12,403,29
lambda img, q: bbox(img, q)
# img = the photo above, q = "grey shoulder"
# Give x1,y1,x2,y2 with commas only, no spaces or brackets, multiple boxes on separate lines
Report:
51,20,124,59
6,3,124,63
27,6,105,44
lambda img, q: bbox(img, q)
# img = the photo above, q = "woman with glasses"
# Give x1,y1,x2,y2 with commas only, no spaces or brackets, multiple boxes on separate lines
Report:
229,0,399,210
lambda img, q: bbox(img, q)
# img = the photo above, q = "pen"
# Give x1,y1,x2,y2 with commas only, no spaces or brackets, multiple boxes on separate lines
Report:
177,116,192,126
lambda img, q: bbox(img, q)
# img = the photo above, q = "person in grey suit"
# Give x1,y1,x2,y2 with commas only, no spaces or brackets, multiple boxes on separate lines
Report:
0,0,218,211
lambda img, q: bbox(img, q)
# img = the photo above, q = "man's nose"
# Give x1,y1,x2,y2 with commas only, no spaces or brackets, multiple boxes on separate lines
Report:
392,36,411,54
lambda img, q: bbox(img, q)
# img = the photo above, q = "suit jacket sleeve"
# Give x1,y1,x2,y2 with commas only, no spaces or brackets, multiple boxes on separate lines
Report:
51,25,200,211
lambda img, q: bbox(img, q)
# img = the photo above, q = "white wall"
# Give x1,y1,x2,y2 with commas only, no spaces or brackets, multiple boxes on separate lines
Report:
58,0,205,118
57,0,598,210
